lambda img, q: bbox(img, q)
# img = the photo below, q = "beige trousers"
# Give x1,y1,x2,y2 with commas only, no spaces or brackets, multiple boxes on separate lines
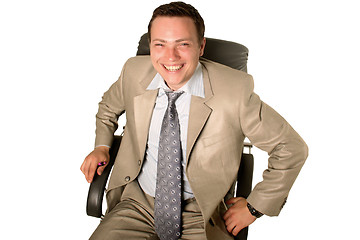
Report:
90,180,206,240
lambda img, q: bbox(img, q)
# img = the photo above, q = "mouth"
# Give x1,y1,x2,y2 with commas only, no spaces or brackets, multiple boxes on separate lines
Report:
163,64,184,72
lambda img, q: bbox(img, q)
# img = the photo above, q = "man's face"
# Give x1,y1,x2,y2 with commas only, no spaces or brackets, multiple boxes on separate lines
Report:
150,16,206,91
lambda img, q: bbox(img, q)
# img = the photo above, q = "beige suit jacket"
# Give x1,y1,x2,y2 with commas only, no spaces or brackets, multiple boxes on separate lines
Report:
95,56,308,239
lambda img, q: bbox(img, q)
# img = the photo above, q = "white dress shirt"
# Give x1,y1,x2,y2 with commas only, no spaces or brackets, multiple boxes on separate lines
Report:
138,63,204,200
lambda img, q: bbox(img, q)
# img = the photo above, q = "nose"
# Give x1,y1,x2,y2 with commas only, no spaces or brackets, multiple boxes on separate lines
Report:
165,46,180,61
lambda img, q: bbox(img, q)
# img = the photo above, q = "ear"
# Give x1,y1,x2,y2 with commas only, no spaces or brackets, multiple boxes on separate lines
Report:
199,37,206,56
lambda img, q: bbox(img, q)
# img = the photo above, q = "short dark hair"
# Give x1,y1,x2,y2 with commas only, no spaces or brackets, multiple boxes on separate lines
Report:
147,1,205,44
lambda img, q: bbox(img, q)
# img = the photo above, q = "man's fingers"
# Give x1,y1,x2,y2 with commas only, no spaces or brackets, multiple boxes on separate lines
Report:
87,160,98,183
223,205,234,221
224,213,246,236
225,218,235,234
81,147,110,183
226,197,243,205
223,197,256,236
223,198,242,220
80,160,85,174
232,225,242,236
97,163,107,176
80,158,91,181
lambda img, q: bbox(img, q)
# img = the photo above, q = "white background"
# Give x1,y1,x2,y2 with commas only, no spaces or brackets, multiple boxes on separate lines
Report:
1,0,359,239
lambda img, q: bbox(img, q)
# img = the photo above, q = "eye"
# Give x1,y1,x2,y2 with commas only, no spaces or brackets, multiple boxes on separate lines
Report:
154,43,164,47
180,43,190,46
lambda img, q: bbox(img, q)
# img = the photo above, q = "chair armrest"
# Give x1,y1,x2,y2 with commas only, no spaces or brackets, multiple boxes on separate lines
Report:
86,135,122,218
236,152,254,198
234,146,254,240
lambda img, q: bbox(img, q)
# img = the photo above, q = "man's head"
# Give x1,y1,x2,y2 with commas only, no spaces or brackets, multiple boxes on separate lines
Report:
148,2,206,91
148,2,205,45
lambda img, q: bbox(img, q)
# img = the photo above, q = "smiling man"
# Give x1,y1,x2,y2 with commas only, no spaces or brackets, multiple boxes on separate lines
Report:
81,2,308,240
150,16,206,91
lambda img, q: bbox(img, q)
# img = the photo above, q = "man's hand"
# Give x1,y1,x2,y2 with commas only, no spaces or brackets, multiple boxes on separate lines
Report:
223,197,257,236
80,146,110,183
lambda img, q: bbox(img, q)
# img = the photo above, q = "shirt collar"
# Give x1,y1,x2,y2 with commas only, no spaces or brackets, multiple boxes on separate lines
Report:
147,62,205,98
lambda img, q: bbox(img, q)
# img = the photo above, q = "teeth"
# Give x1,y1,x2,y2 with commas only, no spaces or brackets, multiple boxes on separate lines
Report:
164,65,183,72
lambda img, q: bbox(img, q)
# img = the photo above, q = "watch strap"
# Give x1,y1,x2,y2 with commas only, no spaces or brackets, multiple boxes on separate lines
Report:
247,203,264,218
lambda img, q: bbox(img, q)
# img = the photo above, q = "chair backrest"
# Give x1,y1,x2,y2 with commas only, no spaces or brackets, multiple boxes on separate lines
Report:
136,33,249,72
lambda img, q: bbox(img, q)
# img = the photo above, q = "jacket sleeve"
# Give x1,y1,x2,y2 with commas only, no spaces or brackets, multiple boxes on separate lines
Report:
94,62,127,148
239,75,308,216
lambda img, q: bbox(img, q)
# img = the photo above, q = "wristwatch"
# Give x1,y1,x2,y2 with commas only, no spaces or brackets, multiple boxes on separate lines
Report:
247,203,264,218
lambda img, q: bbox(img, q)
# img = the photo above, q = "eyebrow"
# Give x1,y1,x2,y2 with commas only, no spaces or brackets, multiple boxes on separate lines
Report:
151,38,193,43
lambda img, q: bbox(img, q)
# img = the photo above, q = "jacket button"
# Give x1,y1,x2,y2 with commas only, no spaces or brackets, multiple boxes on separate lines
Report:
138,160,141,165
125,176,130,182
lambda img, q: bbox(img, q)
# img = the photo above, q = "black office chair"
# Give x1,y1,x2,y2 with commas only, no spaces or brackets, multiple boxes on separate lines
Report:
86,33,253,240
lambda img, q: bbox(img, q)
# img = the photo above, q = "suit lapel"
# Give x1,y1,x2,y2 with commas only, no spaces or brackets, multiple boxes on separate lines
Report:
132,61,214,165
133,73,158,160
186,65,213,164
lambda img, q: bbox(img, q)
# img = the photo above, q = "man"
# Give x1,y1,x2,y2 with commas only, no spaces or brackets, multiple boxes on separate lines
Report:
81,2,308,239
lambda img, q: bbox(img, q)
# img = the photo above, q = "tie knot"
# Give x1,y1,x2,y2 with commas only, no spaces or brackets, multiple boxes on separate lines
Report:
165,91,184,104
